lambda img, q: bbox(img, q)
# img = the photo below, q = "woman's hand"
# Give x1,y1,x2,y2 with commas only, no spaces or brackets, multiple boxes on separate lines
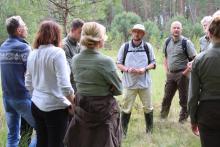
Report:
67,94,76,115
68,104,75,116
191,123,200,136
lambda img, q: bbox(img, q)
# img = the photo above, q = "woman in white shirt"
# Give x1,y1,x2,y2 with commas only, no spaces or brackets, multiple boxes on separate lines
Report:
25,20,74,147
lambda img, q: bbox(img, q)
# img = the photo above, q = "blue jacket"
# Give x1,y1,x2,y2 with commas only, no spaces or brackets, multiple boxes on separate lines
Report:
0,36,31,99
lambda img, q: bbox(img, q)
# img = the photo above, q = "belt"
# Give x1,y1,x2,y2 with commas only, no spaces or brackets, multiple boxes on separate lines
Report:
169,69,185,73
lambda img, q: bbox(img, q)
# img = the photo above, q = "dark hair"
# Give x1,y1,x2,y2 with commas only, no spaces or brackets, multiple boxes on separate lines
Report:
71,18,84,30
209,16,220,38
33,20,62,49
6,16,22,35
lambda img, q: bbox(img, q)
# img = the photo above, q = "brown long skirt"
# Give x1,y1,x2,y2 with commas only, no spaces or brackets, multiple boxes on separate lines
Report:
63,94,122,147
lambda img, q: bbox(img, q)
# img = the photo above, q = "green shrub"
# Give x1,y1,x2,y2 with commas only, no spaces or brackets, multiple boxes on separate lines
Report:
144,20,160,41
191,23,203,38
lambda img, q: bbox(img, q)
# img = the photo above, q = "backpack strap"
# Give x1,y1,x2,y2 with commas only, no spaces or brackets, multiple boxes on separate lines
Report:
165,37,192,61
181,39,192,61
165,37,172,58
122,42,151,65
143,42,150,65
122,42,129,65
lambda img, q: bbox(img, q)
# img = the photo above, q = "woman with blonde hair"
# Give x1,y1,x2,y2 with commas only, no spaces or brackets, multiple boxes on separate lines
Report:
25,20,74,147
64,22,122,147
188,16,220,147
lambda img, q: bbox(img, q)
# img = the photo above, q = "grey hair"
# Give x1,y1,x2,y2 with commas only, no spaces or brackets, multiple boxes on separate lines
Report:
213,10,220,18
5,16,24,35
201,16,213,25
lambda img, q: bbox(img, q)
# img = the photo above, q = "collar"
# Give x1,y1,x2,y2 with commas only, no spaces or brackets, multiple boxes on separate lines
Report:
38,44,54,49
131,40,143,48
67,35,77,46
9,35,29,44
171,35,183,43
82,48,99,54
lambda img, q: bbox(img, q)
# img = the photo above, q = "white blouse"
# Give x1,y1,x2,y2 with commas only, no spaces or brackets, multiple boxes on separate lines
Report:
25,44,74,112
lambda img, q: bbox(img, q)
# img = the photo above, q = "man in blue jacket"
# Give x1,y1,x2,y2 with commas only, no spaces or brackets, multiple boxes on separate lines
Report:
0,16,35,147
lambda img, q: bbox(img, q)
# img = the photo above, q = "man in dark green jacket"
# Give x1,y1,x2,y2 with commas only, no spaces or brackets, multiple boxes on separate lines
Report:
63,18,84,91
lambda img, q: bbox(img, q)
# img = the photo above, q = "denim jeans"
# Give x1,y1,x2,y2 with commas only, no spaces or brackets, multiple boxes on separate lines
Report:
3,97,36,147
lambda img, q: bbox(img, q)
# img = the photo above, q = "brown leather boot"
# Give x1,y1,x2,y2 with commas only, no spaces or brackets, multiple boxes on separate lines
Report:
179,107,188,123
160,106,170,119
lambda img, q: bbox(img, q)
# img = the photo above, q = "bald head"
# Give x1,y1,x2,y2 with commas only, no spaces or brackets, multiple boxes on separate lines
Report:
171,21,182,29
170,21,182,38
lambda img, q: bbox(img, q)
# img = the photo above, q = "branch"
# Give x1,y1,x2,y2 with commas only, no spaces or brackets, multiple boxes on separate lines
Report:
48,0,69,10
68,0,104,10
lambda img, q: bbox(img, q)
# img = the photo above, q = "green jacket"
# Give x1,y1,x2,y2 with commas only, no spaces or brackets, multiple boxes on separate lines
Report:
63,35,80,86
188,43,220,123
71,49,122,96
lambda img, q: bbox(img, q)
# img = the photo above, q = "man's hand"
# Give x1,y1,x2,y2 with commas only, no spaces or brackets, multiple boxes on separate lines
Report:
182,69,190,77
187,61,193,71
127,67,137,73
164,58,168,73
182,61,194,77
135,67,146,75
191,123,200,136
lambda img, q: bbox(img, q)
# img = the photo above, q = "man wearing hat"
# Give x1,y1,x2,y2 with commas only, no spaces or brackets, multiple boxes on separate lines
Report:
117,24,156,135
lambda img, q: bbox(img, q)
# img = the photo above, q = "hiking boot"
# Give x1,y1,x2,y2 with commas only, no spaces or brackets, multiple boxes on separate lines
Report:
179,107,188,123
121,112,131,137
160,106,170,119
144,111,153,133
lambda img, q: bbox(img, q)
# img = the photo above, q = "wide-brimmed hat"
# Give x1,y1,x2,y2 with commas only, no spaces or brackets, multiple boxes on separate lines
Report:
131,24,146,33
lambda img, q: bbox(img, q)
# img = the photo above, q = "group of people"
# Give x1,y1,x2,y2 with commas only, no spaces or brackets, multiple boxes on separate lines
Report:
0,16,122,147
0,9,220,147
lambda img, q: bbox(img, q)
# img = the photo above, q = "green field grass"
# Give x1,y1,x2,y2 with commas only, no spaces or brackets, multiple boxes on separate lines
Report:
0,48,200,147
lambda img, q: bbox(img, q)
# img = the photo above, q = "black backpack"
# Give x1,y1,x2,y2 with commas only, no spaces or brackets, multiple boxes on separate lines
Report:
164,37,193,61
122,42,151,65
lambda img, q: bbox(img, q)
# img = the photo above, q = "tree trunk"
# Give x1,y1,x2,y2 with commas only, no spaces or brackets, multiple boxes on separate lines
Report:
179,0,185,15
63,0,68,35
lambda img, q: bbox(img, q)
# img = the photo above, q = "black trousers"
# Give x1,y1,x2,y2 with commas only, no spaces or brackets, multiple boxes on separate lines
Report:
31,102,68,147
161,72,189,118
197,100,220,147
